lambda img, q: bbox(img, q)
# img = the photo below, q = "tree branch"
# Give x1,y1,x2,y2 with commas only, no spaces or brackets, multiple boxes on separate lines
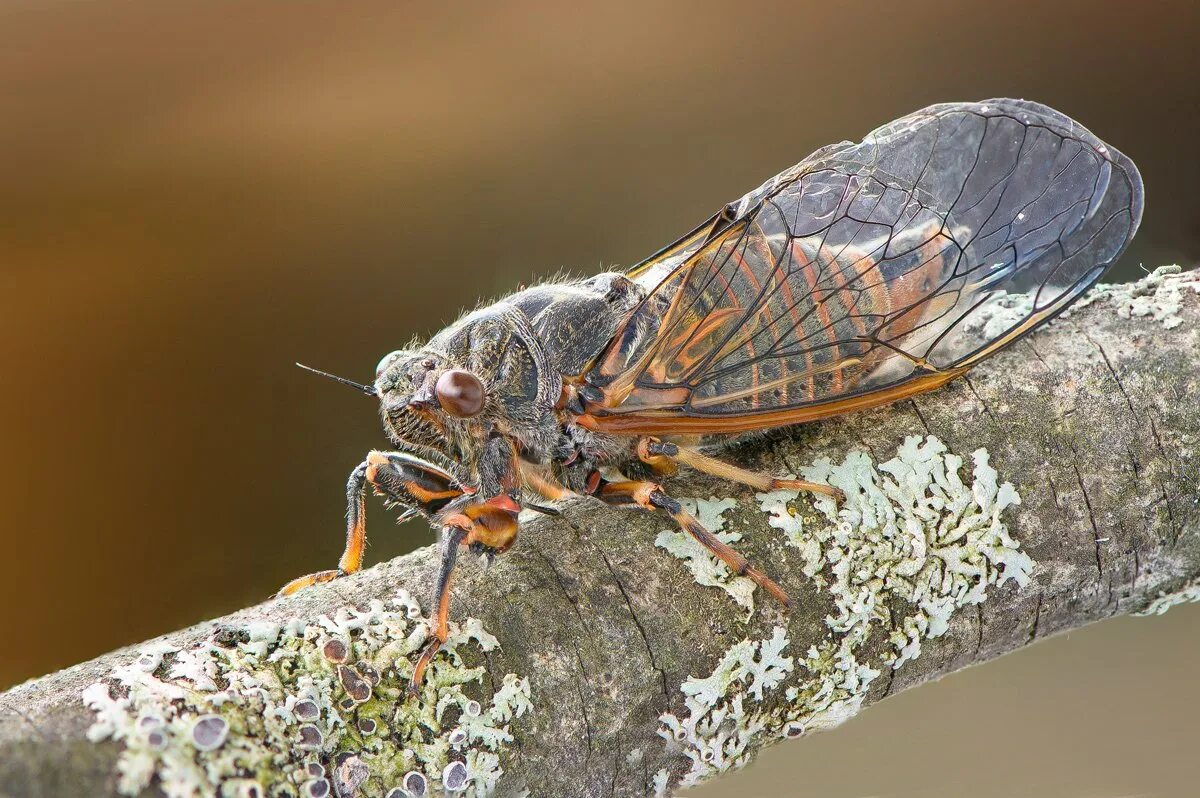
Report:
2,268,1198,798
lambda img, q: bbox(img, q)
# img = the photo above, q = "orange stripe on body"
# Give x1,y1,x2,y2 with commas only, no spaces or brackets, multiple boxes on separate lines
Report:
651,229,748,385
771,246,809,407
725,230,765,408
792,240,828,402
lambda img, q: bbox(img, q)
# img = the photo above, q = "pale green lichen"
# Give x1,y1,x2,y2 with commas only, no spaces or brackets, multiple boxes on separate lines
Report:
764,436,1032,668
655,497,757,613
814,438,1030,666
658,627,793,785
82,589,530,797
1066,264,1199,329
959,265,1198,344
962,290,1037,341
658,436,1033,793
652,768,671,798
1135,578,1200,616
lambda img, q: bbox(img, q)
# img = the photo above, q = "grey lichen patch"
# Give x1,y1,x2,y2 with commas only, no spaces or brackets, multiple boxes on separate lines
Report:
962,290,1037,341
657,436,1033,793
1135,577,1200,616
82,590,531,797
954,266,1198,350
654,497,758,613
1067,264,1200,329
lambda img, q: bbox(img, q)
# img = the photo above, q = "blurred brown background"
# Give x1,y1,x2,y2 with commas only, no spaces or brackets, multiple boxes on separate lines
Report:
2,1,1197,795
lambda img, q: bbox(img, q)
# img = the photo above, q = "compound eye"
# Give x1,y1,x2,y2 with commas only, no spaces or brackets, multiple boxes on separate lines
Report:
435,370,485,418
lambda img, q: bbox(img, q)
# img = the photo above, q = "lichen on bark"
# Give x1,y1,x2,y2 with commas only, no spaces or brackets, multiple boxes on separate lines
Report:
80,591,531,797
653,435,1033,793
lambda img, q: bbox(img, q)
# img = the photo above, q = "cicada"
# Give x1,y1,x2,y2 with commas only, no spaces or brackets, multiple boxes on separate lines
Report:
281,99,1144,690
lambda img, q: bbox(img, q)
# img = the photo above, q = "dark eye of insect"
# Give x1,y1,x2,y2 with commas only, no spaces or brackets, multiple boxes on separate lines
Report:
435,370,485,418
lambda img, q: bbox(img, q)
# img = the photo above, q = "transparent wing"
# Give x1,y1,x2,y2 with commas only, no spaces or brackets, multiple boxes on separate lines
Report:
584,99,1143,432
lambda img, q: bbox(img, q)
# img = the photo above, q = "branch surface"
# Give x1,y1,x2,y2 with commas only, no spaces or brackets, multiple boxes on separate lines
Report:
2,268,1198,798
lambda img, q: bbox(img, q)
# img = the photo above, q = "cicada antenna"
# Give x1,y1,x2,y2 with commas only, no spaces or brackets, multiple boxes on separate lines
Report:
295,362,377,396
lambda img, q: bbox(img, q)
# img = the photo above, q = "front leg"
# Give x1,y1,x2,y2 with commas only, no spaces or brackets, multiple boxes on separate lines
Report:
277,450,466,596
276,446,521,691
409,521,467,691
410,500,520,693
277,460,371,595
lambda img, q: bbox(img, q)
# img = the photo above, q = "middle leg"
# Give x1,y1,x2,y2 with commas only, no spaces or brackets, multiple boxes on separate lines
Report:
409,521,467,693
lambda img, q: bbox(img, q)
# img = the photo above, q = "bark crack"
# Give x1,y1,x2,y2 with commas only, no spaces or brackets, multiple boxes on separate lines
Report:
1071,459,1105,578
909,398,933,436
880,662,898,699
1,703,49,743
974,604,985,658
557,507,671,708
574,649,595,762
1047,475,1060,509
534,550,589,634
1158,480,1181,547
1024,339,1051,369
962,374,997,422
1028,593,1044,643
481,648,499,695
1087,334,1136,415
1148,416,1166,457
608,730,622,798
601,553,670,707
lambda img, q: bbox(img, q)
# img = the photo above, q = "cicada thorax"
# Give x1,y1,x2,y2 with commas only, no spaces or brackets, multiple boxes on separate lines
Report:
370,272,650,502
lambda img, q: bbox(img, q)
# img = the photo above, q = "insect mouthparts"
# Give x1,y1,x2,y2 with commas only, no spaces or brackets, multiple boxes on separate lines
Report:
295,362,377,396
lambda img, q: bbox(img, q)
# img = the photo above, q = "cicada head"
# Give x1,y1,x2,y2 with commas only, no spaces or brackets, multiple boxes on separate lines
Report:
372,298,570,492
371,348,478,470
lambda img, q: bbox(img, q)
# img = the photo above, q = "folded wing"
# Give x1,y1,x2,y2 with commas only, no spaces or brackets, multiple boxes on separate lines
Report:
583,99,1143,433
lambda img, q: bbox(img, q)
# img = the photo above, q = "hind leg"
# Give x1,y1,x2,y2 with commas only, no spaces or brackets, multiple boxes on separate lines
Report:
598,479,790,607
637,438,843,501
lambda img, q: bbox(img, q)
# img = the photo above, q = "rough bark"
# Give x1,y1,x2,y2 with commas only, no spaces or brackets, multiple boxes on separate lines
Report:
2,268,1198,798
